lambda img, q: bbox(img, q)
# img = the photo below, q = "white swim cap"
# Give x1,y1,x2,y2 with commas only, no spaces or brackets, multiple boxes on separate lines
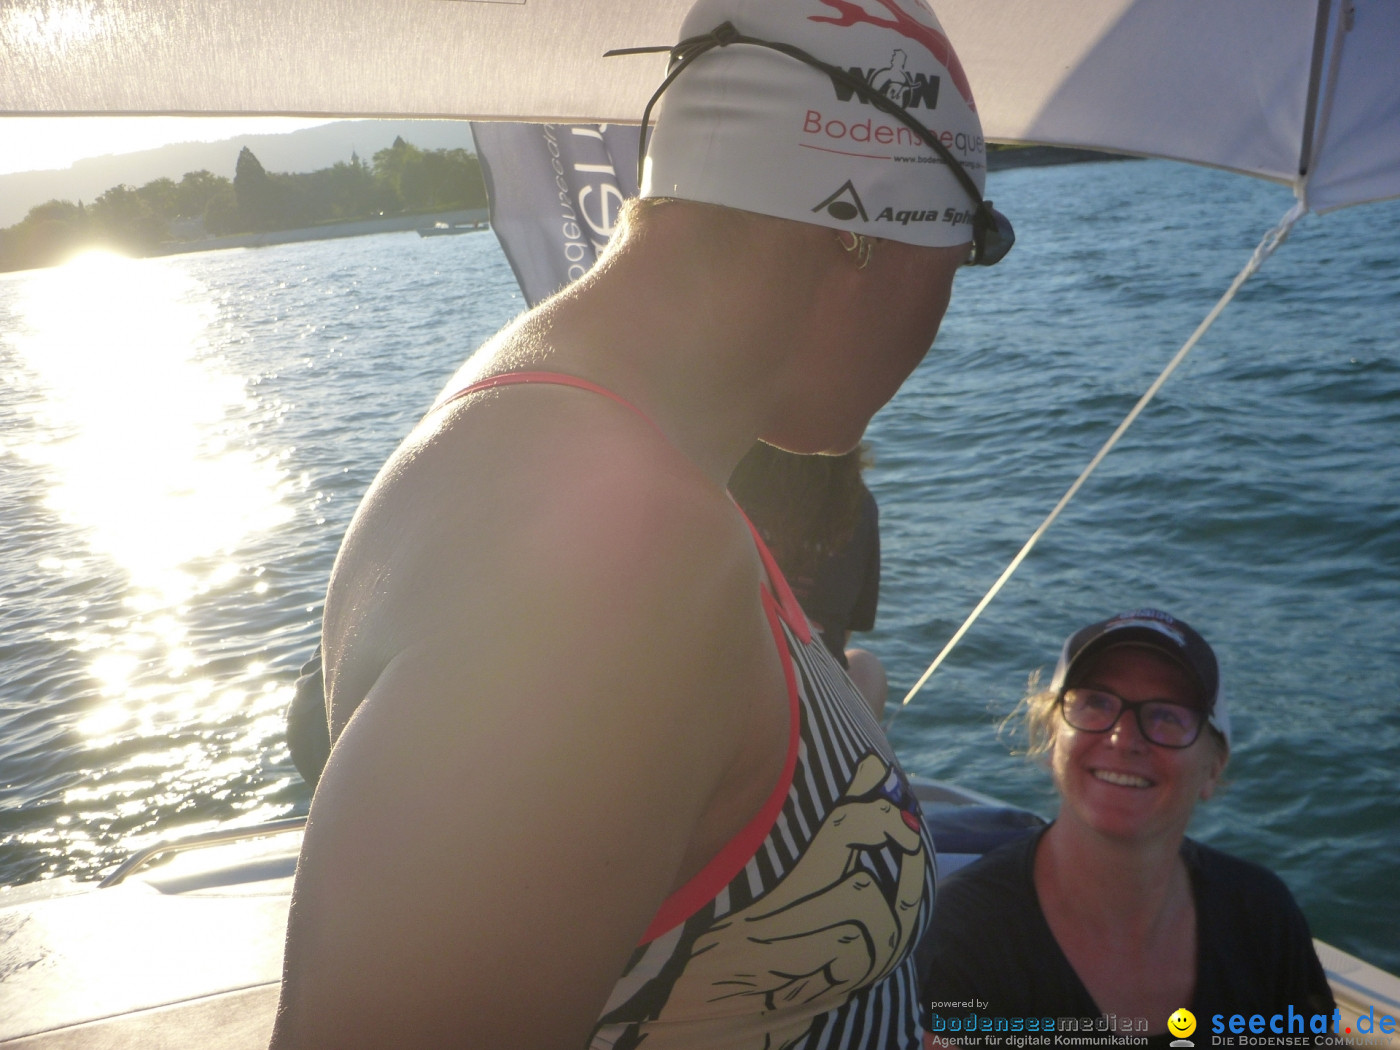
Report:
641,0,986,248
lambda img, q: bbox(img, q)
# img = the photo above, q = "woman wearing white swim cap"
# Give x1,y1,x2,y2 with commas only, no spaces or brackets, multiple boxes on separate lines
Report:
637,0,1006,256
272,2,1000,1048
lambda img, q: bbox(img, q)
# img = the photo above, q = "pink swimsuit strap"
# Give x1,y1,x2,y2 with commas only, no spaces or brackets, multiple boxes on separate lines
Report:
436,369,809,944
437,370,657,428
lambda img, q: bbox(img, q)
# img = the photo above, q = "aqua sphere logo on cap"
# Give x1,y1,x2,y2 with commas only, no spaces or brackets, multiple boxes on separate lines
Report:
813,181,869,222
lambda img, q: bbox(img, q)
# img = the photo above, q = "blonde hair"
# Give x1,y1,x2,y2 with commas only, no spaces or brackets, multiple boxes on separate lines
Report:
998,669,1059,759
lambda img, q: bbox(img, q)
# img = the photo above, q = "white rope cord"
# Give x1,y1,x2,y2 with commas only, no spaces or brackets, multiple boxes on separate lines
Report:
895,201,1308,714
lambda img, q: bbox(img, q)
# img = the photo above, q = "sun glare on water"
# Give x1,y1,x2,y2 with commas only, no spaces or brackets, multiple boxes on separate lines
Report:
7,250,294,742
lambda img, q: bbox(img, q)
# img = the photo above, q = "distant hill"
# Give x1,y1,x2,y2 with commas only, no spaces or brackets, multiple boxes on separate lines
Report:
0,120,475,228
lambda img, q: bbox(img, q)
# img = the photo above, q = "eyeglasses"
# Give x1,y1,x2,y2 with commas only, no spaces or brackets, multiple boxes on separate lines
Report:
606,22,1014,267
1058,687,1206,749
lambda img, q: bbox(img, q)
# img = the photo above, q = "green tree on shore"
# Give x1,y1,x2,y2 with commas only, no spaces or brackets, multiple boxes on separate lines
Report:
374,137,486,213
175,171,234,221
135,178,180,220
89,185,168,251
0,200,90,271
234,147,283,231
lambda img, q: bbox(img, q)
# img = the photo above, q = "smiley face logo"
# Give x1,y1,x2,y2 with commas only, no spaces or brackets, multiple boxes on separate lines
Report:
1168,1009,1197,1039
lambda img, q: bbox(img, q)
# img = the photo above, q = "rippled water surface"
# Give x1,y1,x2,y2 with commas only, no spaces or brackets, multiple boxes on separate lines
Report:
1,159,1397,971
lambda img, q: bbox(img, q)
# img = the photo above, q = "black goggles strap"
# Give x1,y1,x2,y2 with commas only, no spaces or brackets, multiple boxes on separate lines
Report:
606,22,1005,263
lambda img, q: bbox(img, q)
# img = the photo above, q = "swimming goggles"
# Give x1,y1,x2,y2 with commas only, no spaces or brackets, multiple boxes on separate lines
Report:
607,21,1015,267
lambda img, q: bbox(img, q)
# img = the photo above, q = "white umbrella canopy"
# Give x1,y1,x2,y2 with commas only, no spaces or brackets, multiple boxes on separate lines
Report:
1,0,1395,211
1301,0,1400,212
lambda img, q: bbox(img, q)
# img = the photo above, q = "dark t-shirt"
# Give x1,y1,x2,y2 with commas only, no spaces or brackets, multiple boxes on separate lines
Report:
920,827,1335,1048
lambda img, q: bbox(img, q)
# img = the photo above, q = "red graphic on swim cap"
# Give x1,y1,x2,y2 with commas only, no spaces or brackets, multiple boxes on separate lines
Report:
810,0,976,110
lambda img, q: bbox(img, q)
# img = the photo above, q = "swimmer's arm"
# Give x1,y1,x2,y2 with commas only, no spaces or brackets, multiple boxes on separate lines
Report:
270,475,771,1049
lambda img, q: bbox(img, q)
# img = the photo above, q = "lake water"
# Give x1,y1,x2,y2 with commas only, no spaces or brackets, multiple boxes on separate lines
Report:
1,158,1397,972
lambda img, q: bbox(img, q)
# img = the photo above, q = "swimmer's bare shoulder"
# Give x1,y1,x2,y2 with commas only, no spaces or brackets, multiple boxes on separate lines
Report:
271,382,789,1050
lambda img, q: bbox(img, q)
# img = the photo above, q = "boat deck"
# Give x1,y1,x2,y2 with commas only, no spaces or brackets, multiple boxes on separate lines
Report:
2,782,1396,1048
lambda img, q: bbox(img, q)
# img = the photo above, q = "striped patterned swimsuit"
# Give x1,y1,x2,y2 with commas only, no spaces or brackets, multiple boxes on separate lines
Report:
441,373,937,1050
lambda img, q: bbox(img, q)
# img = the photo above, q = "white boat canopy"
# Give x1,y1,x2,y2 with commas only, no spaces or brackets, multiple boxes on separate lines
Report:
2,0,1396,213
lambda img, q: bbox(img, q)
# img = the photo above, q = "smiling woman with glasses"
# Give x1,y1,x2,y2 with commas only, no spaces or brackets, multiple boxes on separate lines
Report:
920,609,1334,1044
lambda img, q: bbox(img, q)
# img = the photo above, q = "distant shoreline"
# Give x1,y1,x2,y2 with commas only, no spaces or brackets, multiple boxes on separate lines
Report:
148,208,490,258
987,145,1137,171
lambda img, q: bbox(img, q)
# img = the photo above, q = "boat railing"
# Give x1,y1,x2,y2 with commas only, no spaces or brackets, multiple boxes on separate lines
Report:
98,816,307,888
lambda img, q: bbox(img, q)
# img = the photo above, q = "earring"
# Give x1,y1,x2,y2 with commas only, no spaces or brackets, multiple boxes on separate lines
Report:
836,230,874,270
